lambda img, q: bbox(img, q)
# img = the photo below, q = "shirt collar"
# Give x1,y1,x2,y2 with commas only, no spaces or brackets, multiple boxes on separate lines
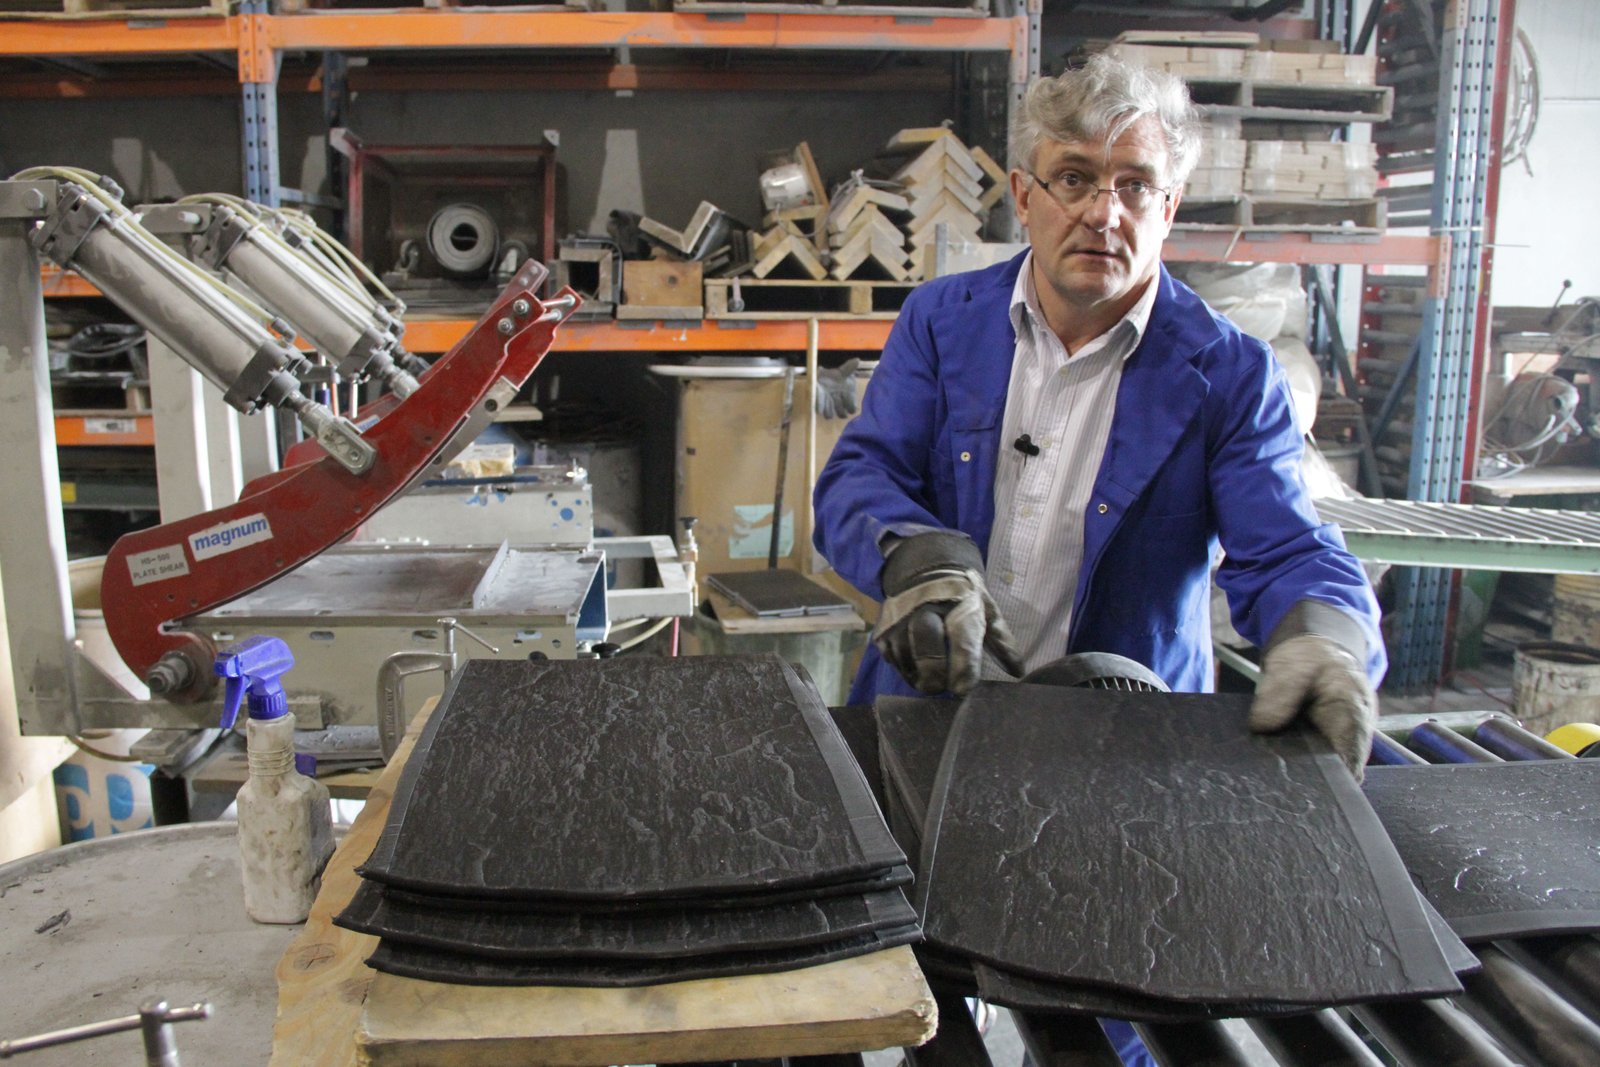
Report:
1009,249,1159,361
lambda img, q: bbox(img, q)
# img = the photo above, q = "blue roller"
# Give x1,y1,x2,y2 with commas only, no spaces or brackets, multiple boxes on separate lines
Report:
1370,731,1428,766
1473,718,1577,762
1407,721,1504,764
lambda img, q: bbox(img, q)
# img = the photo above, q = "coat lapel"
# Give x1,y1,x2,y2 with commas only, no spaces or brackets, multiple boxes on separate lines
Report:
925,255,1023,550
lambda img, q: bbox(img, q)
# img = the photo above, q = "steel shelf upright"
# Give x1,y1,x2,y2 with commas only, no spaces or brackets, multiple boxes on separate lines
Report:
1383,0,1516,690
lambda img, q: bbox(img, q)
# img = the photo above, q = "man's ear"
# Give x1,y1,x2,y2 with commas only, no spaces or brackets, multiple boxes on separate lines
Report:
1161,185,1183,235
1010,169,1033,229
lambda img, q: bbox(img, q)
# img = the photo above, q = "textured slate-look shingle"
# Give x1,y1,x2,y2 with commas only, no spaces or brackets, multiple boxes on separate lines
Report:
360,655,904,901
916,684,1462,1006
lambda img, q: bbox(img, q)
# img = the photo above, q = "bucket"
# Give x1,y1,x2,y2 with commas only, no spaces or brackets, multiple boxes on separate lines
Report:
1552,574,1600,647
52,558,154,841
1512,641,1600,739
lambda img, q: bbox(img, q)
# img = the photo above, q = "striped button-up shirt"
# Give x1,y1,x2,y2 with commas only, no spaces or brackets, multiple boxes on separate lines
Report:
985,253,1158,676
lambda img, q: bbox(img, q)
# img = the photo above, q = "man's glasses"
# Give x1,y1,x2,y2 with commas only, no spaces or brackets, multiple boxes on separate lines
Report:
1029,171,1171,215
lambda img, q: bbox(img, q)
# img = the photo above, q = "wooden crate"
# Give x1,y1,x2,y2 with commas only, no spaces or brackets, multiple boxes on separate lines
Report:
618,259,703,321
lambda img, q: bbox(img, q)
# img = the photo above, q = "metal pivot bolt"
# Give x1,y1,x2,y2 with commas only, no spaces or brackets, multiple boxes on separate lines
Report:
496,318,515,336
537,293,579,322
512,298,532,317
145,652,197,696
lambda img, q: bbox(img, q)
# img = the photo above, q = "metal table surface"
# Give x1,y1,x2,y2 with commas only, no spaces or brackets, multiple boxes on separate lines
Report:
0,822,295,1066
1316,497,1600,574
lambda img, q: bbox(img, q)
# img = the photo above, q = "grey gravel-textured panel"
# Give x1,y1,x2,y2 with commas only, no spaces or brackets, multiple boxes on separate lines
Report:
919,684,1462,1005
707,570,854,617
359,655,905,900
1364,761,1600,942
336,877,917,959
365,922,923,987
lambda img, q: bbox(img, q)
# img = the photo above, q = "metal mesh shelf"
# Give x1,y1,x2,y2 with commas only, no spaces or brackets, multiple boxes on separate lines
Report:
1317,498,1600,575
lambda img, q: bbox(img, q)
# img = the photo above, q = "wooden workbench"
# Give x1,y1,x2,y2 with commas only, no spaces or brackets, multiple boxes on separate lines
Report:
270,698,936,1066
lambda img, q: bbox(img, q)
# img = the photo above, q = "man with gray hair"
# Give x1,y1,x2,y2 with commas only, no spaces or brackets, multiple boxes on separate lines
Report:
815,54,1383,763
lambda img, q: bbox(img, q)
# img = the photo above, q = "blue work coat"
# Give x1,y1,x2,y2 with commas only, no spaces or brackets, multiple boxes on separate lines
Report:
813,253,1385,702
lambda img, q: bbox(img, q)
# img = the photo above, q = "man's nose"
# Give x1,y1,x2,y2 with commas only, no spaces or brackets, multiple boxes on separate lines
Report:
1080,187,1121,229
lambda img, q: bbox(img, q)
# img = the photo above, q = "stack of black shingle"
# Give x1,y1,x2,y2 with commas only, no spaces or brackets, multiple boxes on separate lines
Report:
338,654,916,986
876,683,1474,1020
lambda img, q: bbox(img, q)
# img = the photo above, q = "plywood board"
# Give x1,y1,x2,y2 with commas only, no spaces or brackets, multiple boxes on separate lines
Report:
358,945,935,1067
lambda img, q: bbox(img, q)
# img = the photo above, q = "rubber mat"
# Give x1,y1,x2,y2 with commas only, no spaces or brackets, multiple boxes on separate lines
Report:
969,893,1480,1022
359,655,905,901
336,877,917,960
972,963,1316,1022
1364,761,1600,942
875,696,959,832
918,684,1463,1006
828,704,889,814
364,921,923,987
380,866,915,916
878,693,1476,1013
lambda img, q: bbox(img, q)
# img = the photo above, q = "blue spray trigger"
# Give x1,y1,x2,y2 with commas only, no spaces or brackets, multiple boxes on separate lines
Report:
215,636,296,731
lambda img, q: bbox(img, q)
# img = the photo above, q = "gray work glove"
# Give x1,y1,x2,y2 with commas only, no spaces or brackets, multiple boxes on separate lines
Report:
873,531,1025,696
815,359,860,419
1248,601,1377,780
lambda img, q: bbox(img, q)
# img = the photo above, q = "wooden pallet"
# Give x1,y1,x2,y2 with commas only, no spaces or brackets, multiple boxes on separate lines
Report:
674,0,986,16
1188,79,1394,124
706,278,915,320
0,0,224,17
1176,194,1386,234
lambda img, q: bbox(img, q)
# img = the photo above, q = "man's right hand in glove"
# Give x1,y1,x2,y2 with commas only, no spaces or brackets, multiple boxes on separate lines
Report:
872,530,1025,696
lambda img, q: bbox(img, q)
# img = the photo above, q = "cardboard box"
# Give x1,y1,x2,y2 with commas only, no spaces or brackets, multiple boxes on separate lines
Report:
674,371,878,623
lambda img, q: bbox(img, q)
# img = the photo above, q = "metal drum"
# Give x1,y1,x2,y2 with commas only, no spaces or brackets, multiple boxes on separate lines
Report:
1513,640,1600,740
0,822,296,1064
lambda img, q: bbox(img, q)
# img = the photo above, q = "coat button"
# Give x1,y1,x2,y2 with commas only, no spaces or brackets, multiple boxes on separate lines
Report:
960,451,972,462
1097,503,1109,514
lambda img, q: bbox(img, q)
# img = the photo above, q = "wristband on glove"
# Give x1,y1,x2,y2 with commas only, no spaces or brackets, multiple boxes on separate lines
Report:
1250,600,1377,780
873,532,1024,695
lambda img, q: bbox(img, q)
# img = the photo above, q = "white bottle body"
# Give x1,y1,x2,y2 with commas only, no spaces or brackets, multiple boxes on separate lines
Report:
237,713,335,924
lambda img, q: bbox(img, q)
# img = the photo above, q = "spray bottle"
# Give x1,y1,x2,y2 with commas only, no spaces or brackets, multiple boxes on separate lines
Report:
216,636,335,924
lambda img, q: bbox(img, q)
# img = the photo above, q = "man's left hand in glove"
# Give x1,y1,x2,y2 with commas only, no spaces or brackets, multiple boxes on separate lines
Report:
1247,600,1378,780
